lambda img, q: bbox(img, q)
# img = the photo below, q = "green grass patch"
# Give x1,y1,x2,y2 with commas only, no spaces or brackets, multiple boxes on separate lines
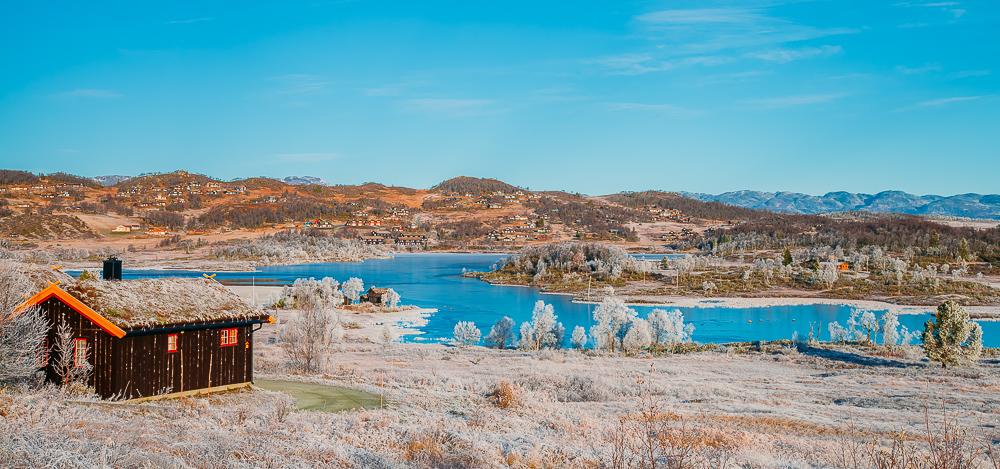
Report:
255,379,385,413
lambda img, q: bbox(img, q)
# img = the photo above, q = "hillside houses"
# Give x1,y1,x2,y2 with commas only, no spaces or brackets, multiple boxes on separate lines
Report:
359,230,428,247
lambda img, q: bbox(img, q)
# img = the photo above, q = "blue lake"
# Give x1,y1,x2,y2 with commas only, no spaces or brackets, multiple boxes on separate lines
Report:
109,253,999,347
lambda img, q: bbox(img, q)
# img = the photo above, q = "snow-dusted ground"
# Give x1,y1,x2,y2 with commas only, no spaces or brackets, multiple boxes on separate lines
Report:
2,309,999,468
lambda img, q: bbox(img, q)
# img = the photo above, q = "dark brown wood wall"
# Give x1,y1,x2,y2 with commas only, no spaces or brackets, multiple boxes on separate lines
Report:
39,298,256,400
112,325,254,400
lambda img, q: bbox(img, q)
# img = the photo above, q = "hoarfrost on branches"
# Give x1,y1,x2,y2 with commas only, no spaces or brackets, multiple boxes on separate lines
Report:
341,277,364,304
571,325,587,349
211,230,387,265
484,316,515,349
517,301,563,350
622,318,652,353
590,296,637,352
383,288,401,308
647,309,695,347
0,262,48,385
453,321,481,347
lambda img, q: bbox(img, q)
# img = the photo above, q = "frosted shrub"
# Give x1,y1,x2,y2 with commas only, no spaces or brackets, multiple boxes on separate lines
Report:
491,380,522,409
828,322,848,343
0,262,48,385
571,326,587,349
485,316,515,349
590,296,637,352
622,318,652,353
647,309,695,348
923,301,983,368
453,321,481,347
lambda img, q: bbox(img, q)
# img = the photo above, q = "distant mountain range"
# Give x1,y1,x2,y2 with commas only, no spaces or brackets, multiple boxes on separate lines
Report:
681,190,1000,220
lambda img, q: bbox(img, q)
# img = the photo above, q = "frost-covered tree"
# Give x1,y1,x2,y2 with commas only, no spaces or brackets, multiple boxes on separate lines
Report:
922,301,983,368
484,316,515,349
571,326,587,349
828,322,848,343
280,304,338,373
859,311,879,343
589,296,637,352
622,318,652,353
846,311,861,341
453,321,481,347
882,311,900,347
517,301,563,350
0,262,48,385
647,309,694,347
341,277,364,304
383,288,401,308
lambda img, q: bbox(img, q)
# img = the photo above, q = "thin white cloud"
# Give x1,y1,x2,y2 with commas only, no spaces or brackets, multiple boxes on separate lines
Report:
950,69,991,78
746,45,842,63
53,89,123,99
274,153,339,163
742,93,848,109
588,53,732,75
166,17,214,25
270,74,330,96
404,98,495,117
606,102,705,118
896,63,941,75
913,96,984,107
894,1,966,20
636,8,764,25
590,6,857,75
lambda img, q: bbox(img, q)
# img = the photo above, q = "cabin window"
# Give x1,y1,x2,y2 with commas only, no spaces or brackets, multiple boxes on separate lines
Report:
167,334,178,353
220,328,238,347
73,338,88,368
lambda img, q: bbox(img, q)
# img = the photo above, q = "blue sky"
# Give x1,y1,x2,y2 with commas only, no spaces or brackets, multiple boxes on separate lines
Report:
0,0,997,195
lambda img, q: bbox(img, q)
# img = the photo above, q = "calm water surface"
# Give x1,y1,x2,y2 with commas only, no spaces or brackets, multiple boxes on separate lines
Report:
112,253,999,347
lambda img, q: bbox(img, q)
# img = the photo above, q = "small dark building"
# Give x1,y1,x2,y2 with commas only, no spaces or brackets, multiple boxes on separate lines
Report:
14,263,273,400
360,287,390,305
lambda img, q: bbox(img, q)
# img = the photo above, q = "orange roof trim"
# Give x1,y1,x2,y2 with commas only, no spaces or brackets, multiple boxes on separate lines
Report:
14,283,127,339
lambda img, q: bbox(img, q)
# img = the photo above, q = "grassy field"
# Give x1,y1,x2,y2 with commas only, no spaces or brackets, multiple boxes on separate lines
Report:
255,379,385,412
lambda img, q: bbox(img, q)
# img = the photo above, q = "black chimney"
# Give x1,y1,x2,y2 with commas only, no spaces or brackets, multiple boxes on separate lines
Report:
103,256,122,281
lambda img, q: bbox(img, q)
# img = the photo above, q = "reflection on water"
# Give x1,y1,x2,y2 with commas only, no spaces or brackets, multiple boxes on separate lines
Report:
105,253,998,347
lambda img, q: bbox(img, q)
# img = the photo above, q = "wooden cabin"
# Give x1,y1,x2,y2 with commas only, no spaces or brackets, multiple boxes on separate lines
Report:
13,262,273,400
360,287,390,305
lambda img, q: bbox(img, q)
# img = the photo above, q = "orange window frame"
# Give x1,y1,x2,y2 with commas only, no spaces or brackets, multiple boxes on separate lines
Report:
73,338,88,368
167,333,179,353
220,328,238,347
